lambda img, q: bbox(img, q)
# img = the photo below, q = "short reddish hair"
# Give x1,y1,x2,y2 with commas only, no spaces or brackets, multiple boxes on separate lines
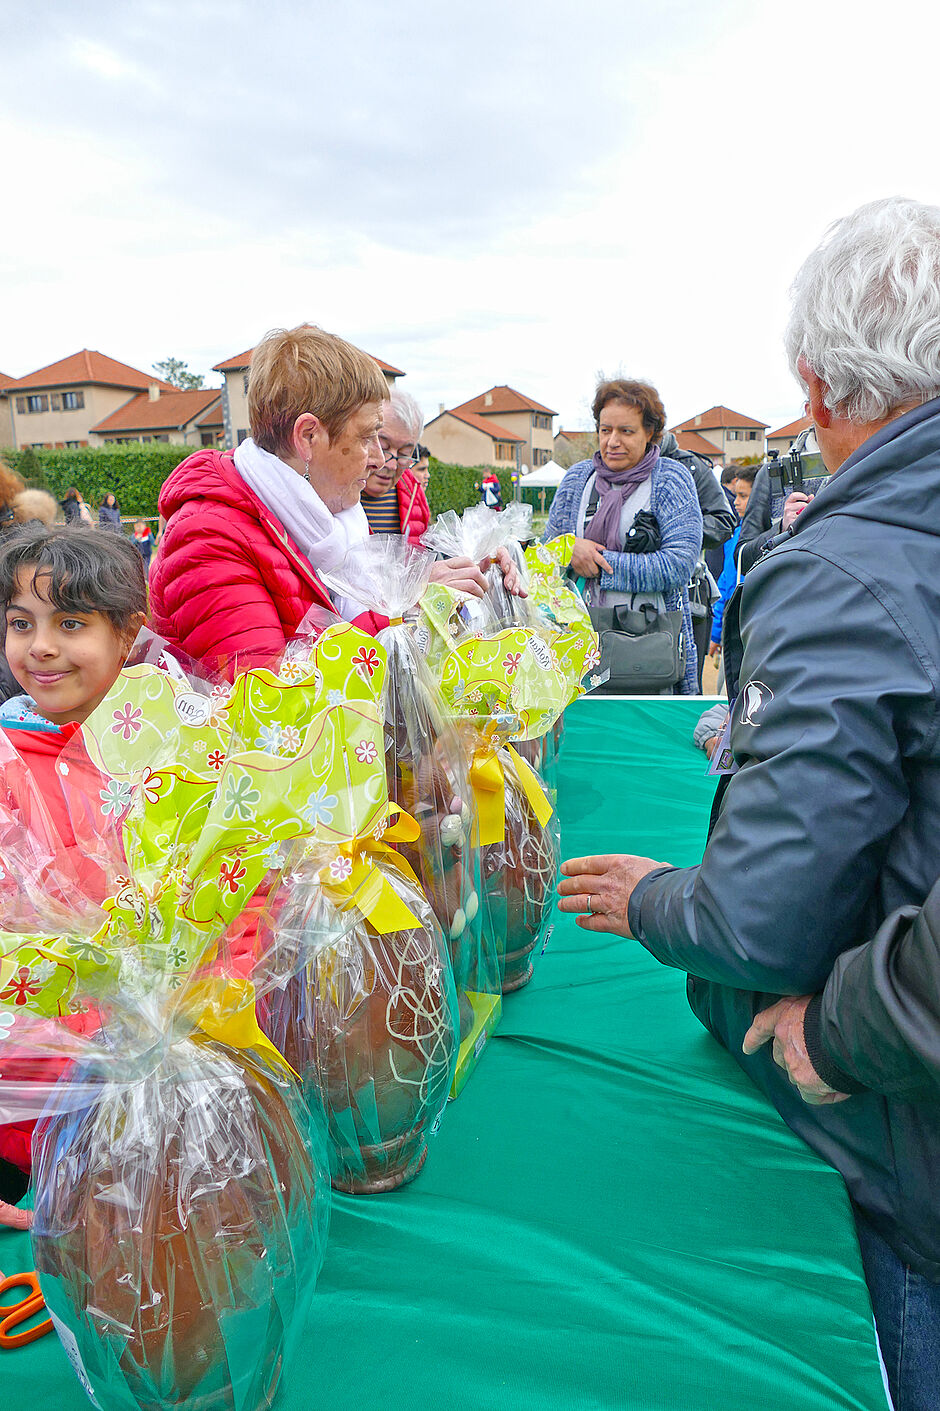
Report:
248,324,389,456
592,379,666,444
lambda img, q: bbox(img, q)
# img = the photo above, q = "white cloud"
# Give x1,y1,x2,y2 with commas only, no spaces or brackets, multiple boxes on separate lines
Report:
3,0,940,435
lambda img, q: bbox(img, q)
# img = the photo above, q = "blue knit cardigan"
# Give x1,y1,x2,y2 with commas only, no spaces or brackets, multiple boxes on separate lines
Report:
545,456,703,694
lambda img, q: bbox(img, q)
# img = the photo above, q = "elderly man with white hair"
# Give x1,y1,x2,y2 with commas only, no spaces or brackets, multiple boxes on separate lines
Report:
360,388,430,544
558,197,940,1407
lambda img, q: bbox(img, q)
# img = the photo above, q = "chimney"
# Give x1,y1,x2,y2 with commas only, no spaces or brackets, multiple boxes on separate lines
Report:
148,382,161,402
694,413,701,426
484,391,493,407
439,402,445,415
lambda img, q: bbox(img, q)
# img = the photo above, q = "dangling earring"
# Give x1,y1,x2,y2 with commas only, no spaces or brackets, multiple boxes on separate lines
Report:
303,458,311,484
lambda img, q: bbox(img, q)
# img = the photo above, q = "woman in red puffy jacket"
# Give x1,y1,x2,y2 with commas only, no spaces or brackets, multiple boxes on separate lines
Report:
150,326,507,677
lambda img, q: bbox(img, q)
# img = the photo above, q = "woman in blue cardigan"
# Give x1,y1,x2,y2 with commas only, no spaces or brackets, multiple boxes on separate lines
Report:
545,378,703,693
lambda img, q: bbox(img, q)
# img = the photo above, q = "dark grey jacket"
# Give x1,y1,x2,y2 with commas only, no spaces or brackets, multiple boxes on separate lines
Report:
660,433,736,552
736,464,776,572
628,398,940,1279
804,877,940,1103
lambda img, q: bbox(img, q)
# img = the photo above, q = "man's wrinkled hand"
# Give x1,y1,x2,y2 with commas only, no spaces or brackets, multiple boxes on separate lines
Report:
742,995,850,1105
557,853,669,937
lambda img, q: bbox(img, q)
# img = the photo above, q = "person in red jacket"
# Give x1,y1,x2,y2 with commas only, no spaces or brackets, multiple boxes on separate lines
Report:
360,389,431,545
151,325,511,678
0,526,147,1225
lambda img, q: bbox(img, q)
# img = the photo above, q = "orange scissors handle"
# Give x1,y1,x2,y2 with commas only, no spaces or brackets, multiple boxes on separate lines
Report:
0,1272,53,1348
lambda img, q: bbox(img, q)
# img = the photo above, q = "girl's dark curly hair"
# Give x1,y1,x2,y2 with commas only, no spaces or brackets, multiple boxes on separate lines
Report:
0,525,146,636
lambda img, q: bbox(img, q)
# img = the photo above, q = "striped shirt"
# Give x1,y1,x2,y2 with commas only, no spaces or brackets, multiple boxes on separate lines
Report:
362,488,401,534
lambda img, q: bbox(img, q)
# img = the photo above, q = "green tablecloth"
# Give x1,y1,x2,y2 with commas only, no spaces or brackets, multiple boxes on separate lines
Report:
0,698,888,1409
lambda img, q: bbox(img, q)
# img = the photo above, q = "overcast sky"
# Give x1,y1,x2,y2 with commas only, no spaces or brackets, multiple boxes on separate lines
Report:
2,0,939,436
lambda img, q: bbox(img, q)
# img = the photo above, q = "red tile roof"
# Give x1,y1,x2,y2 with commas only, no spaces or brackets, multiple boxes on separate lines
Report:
212,345,405,377
194,400,224,428
767,414,812,440
429,408,524,442
672,404,769,432
90,389,222,434
556,428,596,442
672,430,722,457
0,371,15,390
6,350,174,394
453,386,557,417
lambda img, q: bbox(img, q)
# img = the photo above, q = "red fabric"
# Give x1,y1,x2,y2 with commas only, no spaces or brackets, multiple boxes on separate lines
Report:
1,722,82,846
151,450,382,678
0,1123,31,1172
396,470,430,547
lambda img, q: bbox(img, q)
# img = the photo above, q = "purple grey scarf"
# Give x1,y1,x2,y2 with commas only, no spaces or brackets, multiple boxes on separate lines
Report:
583,445,660,550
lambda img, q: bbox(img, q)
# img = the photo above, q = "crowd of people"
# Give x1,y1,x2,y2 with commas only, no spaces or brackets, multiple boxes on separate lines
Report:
3,194,940,1408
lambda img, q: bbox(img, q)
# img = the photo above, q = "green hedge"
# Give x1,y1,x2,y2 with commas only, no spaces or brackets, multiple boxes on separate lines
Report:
0,446,519,522
426,461,514,517
0,445,193,518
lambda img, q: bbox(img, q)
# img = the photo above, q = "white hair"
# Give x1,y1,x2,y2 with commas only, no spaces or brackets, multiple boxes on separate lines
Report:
384,388,424,442
785,197,940,423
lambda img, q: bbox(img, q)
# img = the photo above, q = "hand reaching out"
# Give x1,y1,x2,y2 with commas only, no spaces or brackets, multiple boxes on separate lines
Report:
557,853,669,936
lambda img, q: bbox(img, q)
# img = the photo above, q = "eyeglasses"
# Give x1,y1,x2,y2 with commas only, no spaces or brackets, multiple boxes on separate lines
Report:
379,438,419,468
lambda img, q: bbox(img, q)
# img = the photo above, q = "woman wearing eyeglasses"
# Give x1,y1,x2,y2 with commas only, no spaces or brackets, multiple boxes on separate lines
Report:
151,325,522,676
360,389,431,545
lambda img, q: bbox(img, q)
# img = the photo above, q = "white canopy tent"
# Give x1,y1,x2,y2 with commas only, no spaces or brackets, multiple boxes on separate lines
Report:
519,460,567,487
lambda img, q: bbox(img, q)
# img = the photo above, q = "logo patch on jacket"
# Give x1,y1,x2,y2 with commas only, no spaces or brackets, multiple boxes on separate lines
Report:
740,680,774,725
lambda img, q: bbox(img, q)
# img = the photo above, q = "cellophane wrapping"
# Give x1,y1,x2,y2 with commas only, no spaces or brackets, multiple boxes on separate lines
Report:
265,845,458,1193
0,630,404,1411
416,528,599,993
262,609,460,1185
320,539,501,1077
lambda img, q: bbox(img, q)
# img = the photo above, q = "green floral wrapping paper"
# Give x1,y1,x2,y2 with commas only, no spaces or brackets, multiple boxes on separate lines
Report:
418,536,600,742
0,623,394,1022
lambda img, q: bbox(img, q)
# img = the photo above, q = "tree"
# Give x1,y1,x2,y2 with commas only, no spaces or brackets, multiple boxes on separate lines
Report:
554,432,597,469
152,357,204,390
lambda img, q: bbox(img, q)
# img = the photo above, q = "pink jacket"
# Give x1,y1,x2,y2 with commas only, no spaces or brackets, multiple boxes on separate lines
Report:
151,450,381,677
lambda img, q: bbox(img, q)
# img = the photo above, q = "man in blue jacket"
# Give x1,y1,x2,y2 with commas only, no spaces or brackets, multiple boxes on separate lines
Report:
559,196,940,1411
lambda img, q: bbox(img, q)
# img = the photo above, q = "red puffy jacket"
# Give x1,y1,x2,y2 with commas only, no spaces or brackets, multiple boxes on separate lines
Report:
396,470,430,547
151,450,382,677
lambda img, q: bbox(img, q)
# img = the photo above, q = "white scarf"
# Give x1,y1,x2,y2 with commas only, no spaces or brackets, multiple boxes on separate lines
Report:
234,437,370,619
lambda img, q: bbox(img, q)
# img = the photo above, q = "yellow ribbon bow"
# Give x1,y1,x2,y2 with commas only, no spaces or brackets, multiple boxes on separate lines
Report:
320,808,426,934
469,743,554,846
185,975,295,1073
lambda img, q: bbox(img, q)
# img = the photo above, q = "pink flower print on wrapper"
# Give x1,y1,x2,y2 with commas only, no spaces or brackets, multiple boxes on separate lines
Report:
111,702,143,740
503,652,523,675
355,740,379,765
207,749,225,772
328,856,354,882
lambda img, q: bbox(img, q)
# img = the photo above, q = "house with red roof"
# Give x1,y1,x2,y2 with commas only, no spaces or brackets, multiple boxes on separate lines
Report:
669,405,769,465
450,386,557,469
213,344,405,450
89,387,224,448
422,406,525,469
0,372,15,448
1,351,178,451
766,414,813,458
